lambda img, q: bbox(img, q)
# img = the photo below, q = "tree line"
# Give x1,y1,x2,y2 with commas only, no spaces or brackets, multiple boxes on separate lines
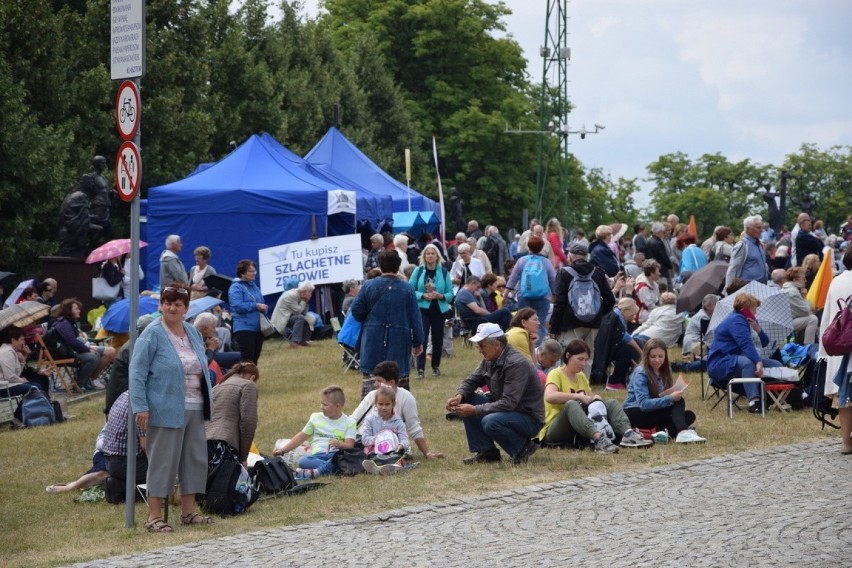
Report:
1,0,849,276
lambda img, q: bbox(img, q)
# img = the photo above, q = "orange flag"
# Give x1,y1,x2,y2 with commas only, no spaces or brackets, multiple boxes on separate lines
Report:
807,247,834,310
687,215,699,239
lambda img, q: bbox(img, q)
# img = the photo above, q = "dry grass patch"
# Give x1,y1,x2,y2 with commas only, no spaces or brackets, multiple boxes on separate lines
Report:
0,337,838,567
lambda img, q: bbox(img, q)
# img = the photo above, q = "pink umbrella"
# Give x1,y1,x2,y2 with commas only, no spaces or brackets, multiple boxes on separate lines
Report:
85,239,148,264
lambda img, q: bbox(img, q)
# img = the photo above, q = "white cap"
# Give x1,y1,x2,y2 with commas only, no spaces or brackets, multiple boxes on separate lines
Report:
470,322,504,343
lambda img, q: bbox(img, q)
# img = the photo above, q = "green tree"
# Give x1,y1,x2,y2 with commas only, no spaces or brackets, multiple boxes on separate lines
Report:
782,143,852,232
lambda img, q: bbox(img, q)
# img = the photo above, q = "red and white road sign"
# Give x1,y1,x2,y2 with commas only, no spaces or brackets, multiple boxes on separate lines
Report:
115,141,141,202
115,80,140,141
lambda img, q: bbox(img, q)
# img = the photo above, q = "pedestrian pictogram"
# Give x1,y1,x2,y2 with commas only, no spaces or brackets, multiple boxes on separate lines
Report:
115,141,141,202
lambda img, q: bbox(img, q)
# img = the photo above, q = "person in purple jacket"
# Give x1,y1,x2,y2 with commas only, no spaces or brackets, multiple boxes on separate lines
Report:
51,298,116,391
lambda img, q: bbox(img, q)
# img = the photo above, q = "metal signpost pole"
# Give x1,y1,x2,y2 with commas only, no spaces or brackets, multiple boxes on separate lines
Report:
111,0,145,528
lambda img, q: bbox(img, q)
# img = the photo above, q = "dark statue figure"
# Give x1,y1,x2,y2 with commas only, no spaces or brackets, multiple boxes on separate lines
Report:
84,155,112,242
58,156,108,257
449,187,466,235
762,189,783,235
791,193,816,217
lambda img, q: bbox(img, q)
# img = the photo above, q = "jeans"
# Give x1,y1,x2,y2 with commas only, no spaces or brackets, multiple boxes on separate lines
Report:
74,350,101,386
418,303,446,371
713,356,783,399
461,393,541,458
518,296,551,347
298,452,336,476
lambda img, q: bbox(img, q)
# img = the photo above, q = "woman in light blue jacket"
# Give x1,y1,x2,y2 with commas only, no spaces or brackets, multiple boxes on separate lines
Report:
130,283,214,532
409,244,454,379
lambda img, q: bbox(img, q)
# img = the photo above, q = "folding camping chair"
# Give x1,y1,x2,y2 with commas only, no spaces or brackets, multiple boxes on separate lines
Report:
335,314,361,374
0,381,24,427
35,335,83,397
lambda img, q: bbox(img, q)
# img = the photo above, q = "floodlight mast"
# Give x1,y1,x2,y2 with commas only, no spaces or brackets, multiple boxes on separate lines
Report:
535,0,571,222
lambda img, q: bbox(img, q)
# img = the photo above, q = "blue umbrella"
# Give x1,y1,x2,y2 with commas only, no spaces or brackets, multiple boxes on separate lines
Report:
101,296,161,333
185,296,224,321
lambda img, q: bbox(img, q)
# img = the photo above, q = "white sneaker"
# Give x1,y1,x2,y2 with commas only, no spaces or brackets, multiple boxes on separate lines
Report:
620,429,653,447
378,463,404,475
91,379,106,390
675,429,706,444
362,460,381,475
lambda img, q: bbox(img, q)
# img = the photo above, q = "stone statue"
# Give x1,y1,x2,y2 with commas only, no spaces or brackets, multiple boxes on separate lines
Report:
761,189,783,235
449,187,466,235
58,182,101,258
85,155,112,243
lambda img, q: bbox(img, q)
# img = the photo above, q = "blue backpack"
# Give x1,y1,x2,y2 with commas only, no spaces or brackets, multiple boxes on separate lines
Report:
519,255,549,300
20,386,56,427
564,267,602,322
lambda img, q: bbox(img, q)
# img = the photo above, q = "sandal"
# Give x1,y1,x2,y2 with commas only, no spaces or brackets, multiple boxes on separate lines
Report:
146,517,173,533
181,512,214,525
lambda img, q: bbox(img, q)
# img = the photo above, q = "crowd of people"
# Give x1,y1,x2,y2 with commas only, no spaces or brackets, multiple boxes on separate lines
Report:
5,209,852,533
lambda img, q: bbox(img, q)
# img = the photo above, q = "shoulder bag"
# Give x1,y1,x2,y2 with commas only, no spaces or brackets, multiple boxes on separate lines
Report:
92,275,120,303
822,295,852,356
258,313,275,338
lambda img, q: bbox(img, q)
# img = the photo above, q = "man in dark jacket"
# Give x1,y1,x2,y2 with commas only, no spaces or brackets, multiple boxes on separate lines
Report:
643,222,675,289
549,243,616,376
446,323,544,465
794,216,824,265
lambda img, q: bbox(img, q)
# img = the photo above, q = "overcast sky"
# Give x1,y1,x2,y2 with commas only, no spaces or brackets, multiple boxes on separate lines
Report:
298,1,852,207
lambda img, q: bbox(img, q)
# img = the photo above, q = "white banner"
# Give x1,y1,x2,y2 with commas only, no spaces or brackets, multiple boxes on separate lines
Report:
258,234,363,295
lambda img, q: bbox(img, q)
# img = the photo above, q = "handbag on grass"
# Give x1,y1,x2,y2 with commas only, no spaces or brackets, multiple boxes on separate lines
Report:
258,313,275,338
92,276,120,303
821,295,852,356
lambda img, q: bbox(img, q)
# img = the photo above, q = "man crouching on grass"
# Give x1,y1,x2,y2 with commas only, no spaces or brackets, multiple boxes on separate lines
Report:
446,323,544,465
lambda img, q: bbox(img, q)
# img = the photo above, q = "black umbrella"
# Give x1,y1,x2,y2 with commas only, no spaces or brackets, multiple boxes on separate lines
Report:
676,260,727,313
203,274,235,300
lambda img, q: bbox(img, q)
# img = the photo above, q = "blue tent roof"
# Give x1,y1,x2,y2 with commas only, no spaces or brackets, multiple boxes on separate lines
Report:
258,132,393,230
305,127,439,215
146,134,348,290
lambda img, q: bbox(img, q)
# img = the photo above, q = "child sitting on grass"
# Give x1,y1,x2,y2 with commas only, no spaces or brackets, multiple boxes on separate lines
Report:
361,386,411,475
272,385,357,478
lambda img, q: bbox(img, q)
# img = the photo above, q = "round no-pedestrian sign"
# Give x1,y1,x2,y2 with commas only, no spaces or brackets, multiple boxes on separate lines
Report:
115,141,141,202
115,80,140,141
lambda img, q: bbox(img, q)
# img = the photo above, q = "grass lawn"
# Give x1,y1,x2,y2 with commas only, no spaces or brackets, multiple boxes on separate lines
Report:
0,336,839,567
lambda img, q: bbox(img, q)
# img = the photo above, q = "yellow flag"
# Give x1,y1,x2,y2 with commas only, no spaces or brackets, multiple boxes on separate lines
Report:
250,441,259,455
807,247,833,310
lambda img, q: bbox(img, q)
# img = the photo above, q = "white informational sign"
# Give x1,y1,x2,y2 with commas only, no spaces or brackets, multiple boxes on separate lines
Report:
110,0,145,80
258,234,364,295
327,189,357,215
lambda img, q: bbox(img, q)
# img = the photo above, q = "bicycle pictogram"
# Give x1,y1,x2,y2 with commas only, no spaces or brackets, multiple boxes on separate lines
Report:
119,98,135,124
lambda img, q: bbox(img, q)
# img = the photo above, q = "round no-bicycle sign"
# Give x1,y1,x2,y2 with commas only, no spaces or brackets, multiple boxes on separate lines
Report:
115,80,140,141
115,141,141,202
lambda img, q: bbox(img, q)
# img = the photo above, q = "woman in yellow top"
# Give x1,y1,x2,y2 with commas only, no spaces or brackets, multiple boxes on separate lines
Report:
505,308,539,361
538,340,650,452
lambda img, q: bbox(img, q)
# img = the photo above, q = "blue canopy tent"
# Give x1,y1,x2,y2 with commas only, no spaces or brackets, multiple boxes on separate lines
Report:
392,211,427,238
146,135,356,290
258,132,393,234
305,127,440,215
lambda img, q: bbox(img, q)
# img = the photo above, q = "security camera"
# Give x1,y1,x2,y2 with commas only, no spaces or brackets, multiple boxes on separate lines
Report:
580,133,586,140
594,124,605,130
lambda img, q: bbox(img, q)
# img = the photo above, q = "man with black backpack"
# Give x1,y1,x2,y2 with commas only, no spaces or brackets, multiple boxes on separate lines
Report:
550,243,616,377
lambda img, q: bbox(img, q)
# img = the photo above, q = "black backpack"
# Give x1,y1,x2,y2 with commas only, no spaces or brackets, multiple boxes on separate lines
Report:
590,311,626,385
808,359,839,430
203,459,257,515
251,456,324,496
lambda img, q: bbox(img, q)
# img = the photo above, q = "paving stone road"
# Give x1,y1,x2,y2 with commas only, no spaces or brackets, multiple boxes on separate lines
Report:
70,439,851,567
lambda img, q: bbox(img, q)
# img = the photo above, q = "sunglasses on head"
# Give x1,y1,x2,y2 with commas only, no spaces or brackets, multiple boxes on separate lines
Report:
163,286,189,296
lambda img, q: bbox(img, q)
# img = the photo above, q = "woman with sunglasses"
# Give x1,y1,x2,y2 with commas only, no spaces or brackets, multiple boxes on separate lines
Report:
130,282,214,532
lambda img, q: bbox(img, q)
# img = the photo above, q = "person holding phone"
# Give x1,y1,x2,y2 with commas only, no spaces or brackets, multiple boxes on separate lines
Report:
706,293,783,413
